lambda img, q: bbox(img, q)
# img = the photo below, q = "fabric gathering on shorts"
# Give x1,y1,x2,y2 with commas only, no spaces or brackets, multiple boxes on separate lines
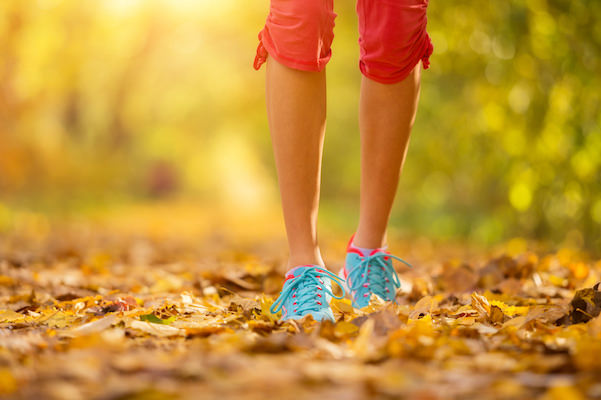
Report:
254,0,433,84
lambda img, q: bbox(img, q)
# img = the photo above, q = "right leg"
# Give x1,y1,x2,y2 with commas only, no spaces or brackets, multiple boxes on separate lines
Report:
266,58,326,268
257,0,344,322
256,0,336,268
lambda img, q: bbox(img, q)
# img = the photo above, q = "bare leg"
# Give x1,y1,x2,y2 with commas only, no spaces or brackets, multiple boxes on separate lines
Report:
353,65,422,249
266,57,327,268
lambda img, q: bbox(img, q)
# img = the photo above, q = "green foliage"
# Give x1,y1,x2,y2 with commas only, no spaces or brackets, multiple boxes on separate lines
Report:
403,0,601,248
140,313,175,325
0,0,599,249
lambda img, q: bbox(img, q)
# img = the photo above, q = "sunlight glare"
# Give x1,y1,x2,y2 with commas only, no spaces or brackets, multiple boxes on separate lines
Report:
103,0,234,17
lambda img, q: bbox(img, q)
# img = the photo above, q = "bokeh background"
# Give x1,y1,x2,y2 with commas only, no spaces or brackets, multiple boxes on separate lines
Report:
0,0,600,252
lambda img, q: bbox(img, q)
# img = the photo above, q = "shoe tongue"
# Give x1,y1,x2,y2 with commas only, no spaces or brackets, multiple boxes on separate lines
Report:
349,242,388,257
348,244,366,257
285,265,320,279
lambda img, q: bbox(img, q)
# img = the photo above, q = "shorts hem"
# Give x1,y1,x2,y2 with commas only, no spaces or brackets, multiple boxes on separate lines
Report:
359,35,433,84
359,59,420,84
254,33,329,72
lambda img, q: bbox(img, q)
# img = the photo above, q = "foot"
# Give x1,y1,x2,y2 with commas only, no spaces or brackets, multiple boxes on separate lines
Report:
270,265,346,322
340,235,411,309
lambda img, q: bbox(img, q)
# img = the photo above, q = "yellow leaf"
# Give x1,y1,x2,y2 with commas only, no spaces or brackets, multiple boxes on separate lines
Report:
0,368,17,395
0,310,26,323
0,276,14,285
43,311,80,329
489,305,505,324
471,292,491,318
408,314,436,336
548,275,567,287
330,298,354,314
489,301,529,317
568,262,589,280
351,319,374,359
542,385,585,400
150,275,183,293
260,296,279,323
573,338,601,371
334,321,359,338
409,295,441,319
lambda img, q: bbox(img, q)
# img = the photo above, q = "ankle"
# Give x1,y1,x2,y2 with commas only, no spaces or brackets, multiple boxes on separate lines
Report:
353,230,387,249
287,251,324,269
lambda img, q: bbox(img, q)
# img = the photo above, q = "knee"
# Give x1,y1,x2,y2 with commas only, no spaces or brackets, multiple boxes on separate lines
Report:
359,34,433,84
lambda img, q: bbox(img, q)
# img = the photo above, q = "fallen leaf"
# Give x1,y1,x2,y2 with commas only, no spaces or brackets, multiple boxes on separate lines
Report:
334,321,359,339
409,295,440,319
0,367,17,395
66,314,118,336
129,320,184,337
139,313,175,325
440,262,478,293
565,283,601,324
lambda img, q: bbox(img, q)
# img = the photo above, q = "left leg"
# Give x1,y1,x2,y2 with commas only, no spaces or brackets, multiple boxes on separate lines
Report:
353,66,421,249
353,0,433,249
342,0,433,308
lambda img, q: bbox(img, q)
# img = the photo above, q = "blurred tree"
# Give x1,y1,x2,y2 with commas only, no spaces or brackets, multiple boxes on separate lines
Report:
0,0,599,251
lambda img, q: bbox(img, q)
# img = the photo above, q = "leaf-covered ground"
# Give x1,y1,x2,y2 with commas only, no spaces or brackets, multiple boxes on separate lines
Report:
1,208,601,400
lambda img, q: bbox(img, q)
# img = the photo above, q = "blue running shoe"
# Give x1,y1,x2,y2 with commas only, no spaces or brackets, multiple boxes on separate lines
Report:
270,265,346,322
340,235,412,309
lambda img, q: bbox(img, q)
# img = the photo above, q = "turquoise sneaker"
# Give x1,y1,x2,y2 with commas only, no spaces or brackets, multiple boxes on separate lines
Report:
270,265,346,322
340,235,412,309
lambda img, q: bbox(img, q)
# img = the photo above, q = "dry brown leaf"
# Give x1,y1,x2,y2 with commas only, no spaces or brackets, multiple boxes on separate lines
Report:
2,215,601,400
409,295,440,319
128,320,185,337
65,314,118,336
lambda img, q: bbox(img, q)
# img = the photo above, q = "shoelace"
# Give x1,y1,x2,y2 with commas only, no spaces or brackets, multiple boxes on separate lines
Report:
347,252,412,301
270,267,346,316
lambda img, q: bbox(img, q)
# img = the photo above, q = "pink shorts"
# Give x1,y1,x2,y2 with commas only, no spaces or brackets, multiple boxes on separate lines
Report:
254,0,433,84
